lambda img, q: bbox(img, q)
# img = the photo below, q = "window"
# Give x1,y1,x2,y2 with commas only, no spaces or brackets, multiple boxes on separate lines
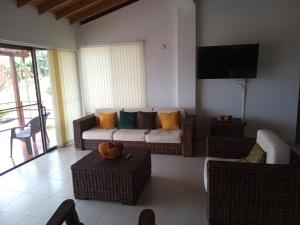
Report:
80,42,146,114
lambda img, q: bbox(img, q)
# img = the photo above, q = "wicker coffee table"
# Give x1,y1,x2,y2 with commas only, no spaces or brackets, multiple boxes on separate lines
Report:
71,149,151,205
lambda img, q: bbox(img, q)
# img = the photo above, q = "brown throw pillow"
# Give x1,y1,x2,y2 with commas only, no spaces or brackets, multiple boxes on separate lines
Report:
138,111,157,129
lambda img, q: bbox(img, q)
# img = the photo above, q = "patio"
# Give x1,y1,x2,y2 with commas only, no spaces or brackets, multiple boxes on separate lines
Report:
0,115,57,174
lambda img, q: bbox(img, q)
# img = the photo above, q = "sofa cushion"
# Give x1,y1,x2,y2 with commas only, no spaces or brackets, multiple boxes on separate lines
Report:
138,111,157,130
82,127,118,140
154,108,186,128
98,112,118,129
256,129,290,164
204,157,239,191
113,129,149,142
159,111,181,130
95,108,123,120
145,129,182,144
119,111,137,129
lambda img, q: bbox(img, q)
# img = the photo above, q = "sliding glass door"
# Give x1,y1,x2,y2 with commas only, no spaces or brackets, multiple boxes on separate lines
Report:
35,49,57,150
0,44,56,174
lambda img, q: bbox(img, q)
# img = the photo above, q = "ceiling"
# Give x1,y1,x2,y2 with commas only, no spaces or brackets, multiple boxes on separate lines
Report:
17,0,139,25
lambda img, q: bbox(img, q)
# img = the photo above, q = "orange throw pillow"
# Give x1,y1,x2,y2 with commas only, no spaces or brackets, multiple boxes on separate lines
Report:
98,112,117,129
159,111,181,130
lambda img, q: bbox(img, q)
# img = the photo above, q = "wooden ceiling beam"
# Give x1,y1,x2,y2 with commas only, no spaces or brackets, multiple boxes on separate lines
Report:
38,0,72,15
69,0,131,24
80,0,138,25
55,0,102,20
17,0,35,8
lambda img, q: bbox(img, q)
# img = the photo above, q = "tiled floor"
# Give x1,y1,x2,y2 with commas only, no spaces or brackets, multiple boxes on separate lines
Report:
0,145,208,225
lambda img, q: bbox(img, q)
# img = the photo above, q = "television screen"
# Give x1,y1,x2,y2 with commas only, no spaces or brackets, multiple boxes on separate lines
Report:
197,44,259,79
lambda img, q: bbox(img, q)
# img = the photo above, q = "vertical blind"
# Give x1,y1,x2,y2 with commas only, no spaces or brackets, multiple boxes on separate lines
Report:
48,50,81,146
80,42,146,114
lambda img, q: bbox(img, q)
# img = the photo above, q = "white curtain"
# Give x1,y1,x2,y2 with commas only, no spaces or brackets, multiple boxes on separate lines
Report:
80,42,146,114
48,50,81,146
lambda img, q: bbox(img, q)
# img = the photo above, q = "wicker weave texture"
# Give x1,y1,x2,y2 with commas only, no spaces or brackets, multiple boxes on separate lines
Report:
206,137,256,159
208,161,300,225
73,115,194,156
71,149,151,205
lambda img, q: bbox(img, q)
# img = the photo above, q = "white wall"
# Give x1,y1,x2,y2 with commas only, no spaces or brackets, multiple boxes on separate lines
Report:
0,0,76,50
178,1,196,113
77,0,196,109
197,0,300,140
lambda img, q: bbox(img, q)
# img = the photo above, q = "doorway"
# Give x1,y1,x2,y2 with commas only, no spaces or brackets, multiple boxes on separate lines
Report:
0,44,57,174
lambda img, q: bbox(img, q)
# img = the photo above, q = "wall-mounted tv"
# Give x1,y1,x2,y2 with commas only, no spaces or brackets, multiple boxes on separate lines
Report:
197,43,259,79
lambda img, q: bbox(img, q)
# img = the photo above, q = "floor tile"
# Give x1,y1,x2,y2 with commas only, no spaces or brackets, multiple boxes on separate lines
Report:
28,196,69,219
1,193,48,215
76,199,113,225
0,210,25,225
27,179,65,197
0,189,23,209
15,215,49,225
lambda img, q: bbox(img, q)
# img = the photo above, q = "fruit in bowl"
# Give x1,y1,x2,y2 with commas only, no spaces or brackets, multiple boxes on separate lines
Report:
98,143,123,160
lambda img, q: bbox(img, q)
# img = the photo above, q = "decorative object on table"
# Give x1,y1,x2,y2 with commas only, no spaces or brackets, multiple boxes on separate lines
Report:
98,142,123,160
210,117,246,137
217,115,233,123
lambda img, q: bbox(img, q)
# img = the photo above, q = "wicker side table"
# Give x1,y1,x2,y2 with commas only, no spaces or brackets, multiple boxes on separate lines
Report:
71,149,151,205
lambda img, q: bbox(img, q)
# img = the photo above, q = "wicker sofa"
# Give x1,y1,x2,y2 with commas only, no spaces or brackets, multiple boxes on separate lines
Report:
205,130,300,225
73,107,194,156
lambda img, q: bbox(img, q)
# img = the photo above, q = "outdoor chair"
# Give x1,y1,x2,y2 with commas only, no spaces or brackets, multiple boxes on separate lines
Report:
10,112,50,157
46,199,156,225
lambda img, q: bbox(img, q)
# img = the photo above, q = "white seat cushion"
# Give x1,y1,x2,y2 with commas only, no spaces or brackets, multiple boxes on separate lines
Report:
145,129,182,144
82,127,118,140
256,129,290,164
204,157,239,192
113,129,149,142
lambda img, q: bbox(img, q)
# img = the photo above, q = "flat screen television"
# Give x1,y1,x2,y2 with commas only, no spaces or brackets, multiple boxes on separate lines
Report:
197,43,259,79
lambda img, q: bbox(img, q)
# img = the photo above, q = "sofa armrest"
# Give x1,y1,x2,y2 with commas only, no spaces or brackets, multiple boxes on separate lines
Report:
73,114,97,149
207,136,256,159
182,115,195,157
208,161,300,225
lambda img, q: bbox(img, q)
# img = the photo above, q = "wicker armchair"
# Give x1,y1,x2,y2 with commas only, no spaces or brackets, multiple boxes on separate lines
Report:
46,199,155,225
73,114,194,156
207,137,300,225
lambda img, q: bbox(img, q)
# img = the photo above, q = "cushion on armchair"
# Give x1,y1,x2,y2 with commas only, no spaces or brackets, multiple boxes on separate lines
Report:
240,144,266,163
256,129,290,164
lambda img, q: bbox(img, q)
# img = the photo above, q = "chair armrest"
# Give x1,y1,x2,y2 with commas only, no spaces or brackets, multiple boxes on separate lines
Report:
138,209,155,225
46,199,83,225
206,137,256,159
182,115,195,157
9,126,26,138
208,161,300,225
73,114,97,149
